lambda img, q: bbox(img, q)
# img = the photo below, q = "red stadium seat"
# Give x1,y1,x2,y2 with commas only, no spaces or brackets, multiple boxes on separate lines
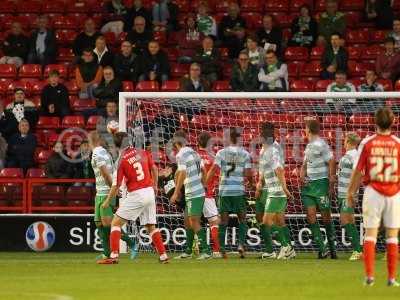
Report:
290,80,314,92
322,114,346,128
241,0,262,12
347,47,361,61
370,30,388,43
345,30,369,45
52,15,79,30
70,98,96,112
167,48,179,61
240,12,263,30
290,0,313,12
284,47,309,61
0,1,15,13
42,1,65,14
212,81,231,92
122,81,135,92
315,0,326,12
348,114,375,130
0,168,24,178
344,11,363,29
17,1,42,14
0,64,17,79
37,116,61,129
300,61,323,78
43,64,68,79
161,80,180,91
57,48,75,62
135,81,159,92
26,168,46,178
55,30,78,45
62,115,85,128
340,0,364,11
66,1,89,13
287,63,300,79
265,0,289,12
33,185,65,206
86,115,100,130
5,79,33,96
348,61,367,77
360,45,385,60
30,80,47,95
65,186,93,206
314,80,332,92
215,1,229,12
310,47,324,61
378,79,393,91
272,13,295,28
170,63,190,78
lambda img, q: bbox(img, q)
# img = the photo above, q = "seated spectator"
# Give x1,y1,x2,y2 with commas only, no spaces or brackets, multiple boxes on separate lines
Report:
27,15,57,66
230,51,259,92
326,71,356,106
73,18,101,57
40,70,70,118
177,14,204,63
289,5,318,48
193,36,220,83
375,37,400,81
321,33,348,80
387,19,400,51
93,36,114,67
197,2,217,37
101,0,128,36
258,50,288,92
5,88,38,129
0,99,18,141
0,22,29,68
113,40,139,81
152,0,179,32
358,69,385,111
76,49,103,99
45,142,73,179
218,2,247,59
96,100,118,135
138,40,170,83
93,66,122,112
318,0,346,45
0,133,6,171
243,35,265,69
256,15,283,56
127,16,153,54
180,63,211,92
73,140,94,185
370,0,394,29
6,119,37,173
125,0,152,31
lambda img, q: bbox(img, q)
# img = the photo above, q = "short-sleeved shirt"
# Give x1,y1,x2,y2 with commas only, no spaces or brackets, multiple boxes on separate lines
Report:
91,146,113,196
338,149,358,198
215,146,251,196
176,146,205,200
304,137,333,181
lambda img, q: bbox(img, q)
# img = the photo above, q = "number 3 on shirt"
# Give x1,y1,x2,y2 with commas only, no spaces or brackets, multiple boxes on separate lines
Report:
370,156,398,182
133,162,145,181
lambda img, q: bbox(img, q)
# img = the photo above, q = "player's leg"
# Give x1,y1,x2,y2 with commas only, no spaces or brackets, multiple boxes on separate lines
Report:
340,199,362,260
218,196,231,257
145,224,169,263
261,211,276,259
274,214,292,247
175,213,194,259
203,198,220,255
320,208,337,259
95,195,114,259
256,190,267,254
236,196,248,258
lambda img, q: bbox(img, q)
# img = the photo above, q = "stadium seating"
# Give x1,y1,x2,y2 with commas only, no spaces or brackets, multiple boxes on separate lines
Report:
65,186,93,206
0,64,17,79
135,81,159,92
37,116,61,130
26,168,46,178
0,168,24,178
86,115,99,130
161,80,180,91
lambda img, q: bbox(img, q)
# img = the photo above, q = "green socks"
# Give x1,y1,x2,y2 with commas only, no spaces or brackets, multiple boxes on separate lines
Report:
310,223,324,252
121,229,134,248
276,226,288,247
283,226,292,244
238,223,248,246
219,224,227,252
99,226,111,257
325,222,336,252
185,228,195,255
261,225,273,253
197,228,211,254
344,223,361,252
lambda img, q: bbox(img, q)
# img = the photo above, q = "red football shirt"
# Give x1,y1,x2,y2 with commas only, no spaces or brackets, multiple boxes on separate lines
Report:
117,147,155,193
356,133,400,196
198,148,218,198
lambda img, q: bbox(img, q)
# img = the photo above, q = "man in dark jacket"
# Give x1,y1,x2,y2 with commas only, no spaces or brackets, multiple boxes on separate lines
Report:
124,0,152,31
73,18,102,57
320,33,348,79
256,15,283,57
180,63,211,92
40,70,70,118
6,119,37,173
45,142,73,179
6,88,38,130
138,40,170,83
193,36,220,83
93,66,122,110
0,22,29,67
126,16,153,54
27,15,57,66
113,40,139,81
93,36,114,67
0,100,18,142
72,140,94,184
230,51,259,92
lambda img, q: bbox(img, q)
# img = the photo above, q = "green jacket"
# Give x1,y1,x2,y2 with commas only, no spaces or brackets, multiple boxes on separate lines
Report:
230,63,259,92
318,12,346,42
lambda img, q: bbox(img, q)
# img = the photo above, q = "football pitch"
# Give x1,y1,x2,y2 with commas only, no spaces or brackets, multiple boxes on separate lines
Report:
0,252,398,300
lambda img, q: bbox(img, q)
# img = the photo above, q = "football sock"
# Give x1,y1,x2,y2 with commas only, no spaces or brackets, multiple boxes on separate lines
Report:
151,229,166,256
386,238,398,281
197,228,210,254
238,223,248,246
324,222,336,252
121,229,134,247
363,237,376,280
185,228,194,255
110,226,121,258
210,225,220,252
219,224,227,252
344,223,361,252
283,225,292,244
98,226,111,257
262,225,273,253
310,223,324,252
277,226,288,247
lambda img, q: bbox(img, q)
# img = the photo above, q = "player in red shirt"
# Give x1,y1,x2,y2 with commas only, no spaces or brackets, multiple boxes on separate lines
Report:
98,132,168,264
347,107,400,286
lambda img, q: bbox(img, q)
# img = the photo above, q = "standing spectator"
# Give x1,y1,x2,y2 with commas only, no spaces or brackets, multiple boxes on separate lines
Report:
126,16,153,54
218,2,247,59
0,22,29,68
0,133,6,171
27,15,57,66
93,36,114,67
326,71,356,105
358,69,385,111
40,70,70,118
375,37,400,81
256,15,283,56
138,40,170,83
179,63,211,92
45,142,73,179
193,36,220,83
0,99,18,141
289,5,318,48
197,2,217,37
101,0,128,36
73,140,94,185
243,35,265,69
230,51,259,92
73,18,101,57
76,49,103,99
387,19,400,51
6,119,37,173
177,14,203,63
93,66,122,112
318,0,346,44
113,40,139,81
125,0,152,31
258,50,288,92
366,0,394,29
321,33,348,80
152,0,179,32
5,88,38,129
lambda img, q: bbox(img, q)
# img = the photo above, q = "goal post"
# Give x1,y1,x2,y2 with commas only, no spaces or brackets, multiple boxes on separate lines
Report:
119,91,400,253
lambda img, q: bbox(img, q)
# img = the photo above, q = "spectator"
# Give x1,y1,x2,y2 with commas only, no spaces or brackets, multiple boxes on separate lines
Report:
218,2,247,59
126,16,153,54
230,51,259,92
0,22,29,68
5,88,38,129
366,0,394,29
177,14,204,63
318,0,346,44
0,134,6,171
138,40,170,83
93,66,122,112
387,19,400,51
125,0,152,31
93,36,114,67
243,35,265,69
40,70,70,118
321,33,348,80
45,142,73,179
0,99,18,141
152,0,179,32
75,49,103,99
73,18,101,57
113,40,139,81
6,119,37,173
96,100,118,135
326,71,356,106
27,15,57,66
289,5,318,48
258,50,288,92
197,2,217,37
72,140,95,185
180,63,211,92
358,69,385,111
101,0,128,36
375,37,400,81
193,36,220,83
256,15,283,56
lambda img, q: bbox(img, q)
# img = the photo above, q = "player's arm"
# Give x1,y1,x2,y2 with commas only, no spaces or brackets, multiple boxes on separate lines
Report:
346,169,362,208
328,158,336,184
151,165,159,194
255,171,265,199
100,165,112,188
275,167,293,200
244,168,254,188
205,164,219,185
101,165,123,209
300,159,307,183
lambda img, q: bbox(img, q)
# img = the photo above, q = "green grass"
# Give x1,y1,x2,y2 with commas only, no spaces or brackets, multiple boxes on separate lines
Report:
0,252,397,300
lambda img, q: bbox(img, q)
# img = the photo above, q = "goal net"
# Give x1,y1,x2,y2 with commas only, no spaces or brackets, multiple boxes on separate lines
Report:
119,91,400,253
